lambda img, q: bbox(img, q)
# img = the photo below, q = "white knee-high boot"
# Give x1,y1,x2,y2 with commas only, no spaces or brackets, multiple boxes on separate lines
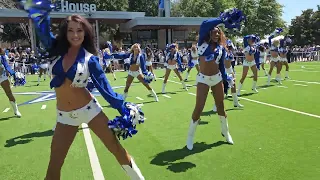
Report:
219,116,233,144
10,101,21,117
186,119,199,150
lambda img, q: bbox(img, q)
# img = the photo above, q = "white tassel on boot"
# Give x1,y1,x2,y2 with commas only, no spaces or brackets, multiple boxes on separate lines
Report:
122,157,145,180
184,72,189,81
252,81,258,93
219,116,233,144
186,119,199,150
10,101,21,117
149,89,159,102
232,93,243,108
267,75,271,86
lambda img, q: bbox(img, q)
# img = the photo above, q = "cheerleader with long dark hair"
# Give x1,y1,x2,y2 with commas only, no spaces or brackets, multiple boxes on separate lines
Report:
0,48,22,117
162,43,187,93
113,43,158,102
37,52,49,86
186,9,245,150
236,35,259,96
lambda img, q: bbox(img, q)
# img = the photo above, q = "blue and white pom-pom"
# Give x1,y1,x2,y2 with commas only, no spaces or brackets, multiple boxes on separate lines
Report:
220,8,246,30
226,74,235,88
108,102,145,140
14,72,26,86
143,71,155,84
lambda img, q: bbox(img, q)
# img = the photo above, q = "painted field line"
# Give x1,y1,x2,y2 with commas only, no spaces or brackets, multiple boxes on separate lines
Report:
162,94,171,98
136,97,144,100
3,108,10,113
41,105,47,110
188,92,196,96
166,78,320,119
157,78,193,87
81,123,105,180
289,79,320,85
239,97,320,119
277,86,288,88
294,84,308,87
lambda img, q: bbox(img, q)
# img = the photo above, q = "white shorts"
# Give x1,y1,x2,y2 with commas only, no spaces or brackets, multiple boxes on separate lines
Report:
40,63,49,69
270,57,279,62
167,64,177,70
243,60,256,67
128,70,140,78
259,58,265,64
57,98,102,126
0,74,8,84
226,67,233,74
196,72,222,87
164,63,168,67
145,61,152,66
105,60,111,67
192,60,199,65
280,57,287,62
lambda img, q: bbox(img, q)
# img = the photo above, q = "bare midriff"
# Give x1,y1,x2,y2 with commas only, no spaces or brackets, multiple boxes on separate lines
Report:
199,56,219,76
129,64,140,71
270,51,279,58
245,53,254,62
167,59,177,65
55,78,92,111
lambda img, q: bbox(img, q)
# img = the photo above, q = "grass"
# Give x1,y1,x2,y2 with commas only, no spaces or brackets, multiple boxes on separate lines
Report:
0,61,320,180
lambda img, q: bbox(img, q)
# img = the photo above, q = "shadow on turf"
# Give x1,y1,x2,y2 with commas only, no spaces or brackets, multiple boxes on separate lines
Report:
0,116,17,121
4,130,54,147
150,141,229,173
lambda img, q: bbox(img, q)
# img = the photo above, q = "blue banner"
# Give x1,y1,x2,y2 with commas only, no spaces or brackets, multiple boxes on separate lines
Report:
159,0,164,9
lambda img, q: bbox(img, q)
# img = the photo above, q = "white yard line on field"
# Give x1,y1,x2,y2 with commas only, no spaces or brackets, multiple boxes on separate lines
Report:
294,84,308,87
81,123,105,180
3,108,10,113
162,94,171,98
136,97,144,100
41,105,47,110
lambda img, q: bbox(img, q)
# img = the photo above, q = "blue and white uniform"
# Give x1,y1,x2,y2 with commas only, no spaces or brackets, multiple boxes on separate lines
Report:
49,48,124,126
113,52,148,78
186,8,246,150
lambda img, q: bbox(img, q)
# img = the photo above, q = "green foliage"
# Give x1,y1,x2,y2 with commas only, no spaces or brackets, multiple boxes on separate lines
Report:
128,0,158,16
171,0,285,38
289,8,320,46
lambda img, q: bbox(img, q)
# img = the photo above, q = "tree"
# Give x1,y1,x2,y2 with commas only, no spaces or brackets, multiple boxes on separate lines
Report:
128,0,158,16
171,0,285,39
289,7,320,46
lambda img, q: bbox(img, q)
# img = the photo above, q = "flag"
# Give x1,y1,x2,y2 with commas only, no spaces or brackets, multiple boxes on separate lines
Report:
159,0,164,9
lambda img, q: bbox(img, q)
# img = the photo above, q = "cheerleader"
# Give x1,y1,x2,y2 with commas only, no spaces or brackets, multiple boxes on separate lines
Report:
0,48,22,117
103,47,117,80
162,43,187,94
21,51,28,74
267,28,283,85
186,8,245,150
184,45,200,81
145,47,157,80
37,53,49,86
113,43,158,102
279,35,292,79
225,40,243,107
236,35,259,96
21,1,146,177
259,44,268,76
